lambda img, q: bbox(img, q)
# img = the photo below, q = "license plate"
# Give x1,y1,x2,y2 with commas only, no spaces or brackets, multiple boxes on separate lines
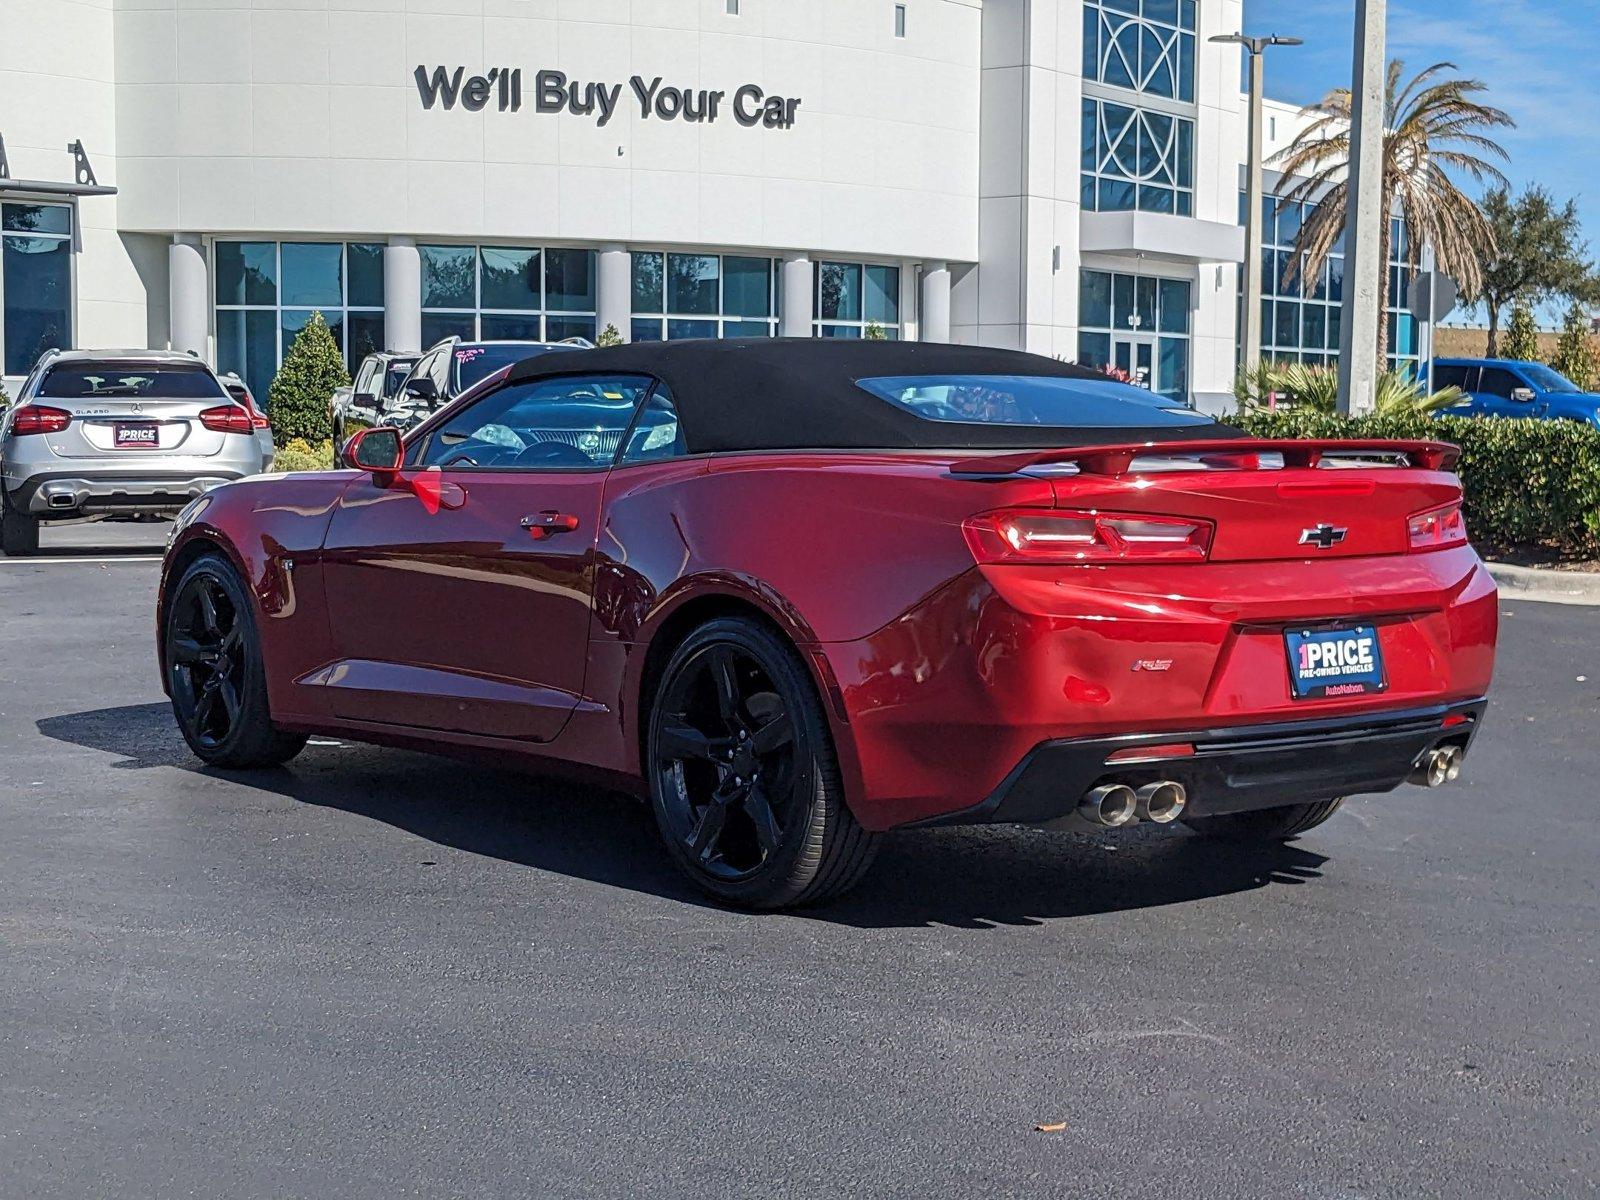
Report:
1284,624,1386,699
114,422,160,448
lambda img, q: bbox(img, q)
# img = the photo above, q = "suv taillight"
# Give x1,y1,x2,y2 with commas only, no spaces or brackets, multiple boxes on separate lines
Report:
199,404,256,435
963,508,1213,564
10,404,72,436
1408,501,1467,551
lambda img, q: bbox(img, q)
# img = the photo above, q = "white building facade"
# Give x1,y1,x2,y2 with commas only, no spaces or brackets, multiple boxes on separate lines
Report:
1,0,1265,409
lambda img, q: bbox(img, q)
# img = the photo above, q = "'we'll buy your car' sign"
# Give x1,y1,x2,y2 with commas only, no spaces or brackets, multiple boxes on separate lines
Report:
414,66,803,129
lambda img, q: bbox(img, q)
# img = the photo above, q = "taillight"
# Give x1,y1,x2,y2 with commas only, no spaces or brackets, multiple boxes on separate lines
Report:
199,404,255,435
231,386,271,428
10,404,72,436
1408,502,1467,551
963,508,1213,564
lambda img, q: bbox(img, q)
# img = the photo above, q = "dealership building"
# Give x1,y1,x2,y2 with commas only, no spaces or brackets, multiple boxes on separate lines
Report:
0,0,1424,411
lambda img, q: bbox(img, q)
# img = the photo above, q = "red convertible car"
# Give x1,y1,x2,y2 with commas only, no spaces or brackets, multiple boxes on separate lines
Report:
158,340,1496,908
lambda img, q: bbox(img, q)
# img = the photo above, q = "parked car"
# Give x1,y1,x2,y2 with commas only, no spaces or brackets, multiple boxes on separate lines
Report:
1431,358,1600,425
2,349,267,556
330,351,418,448
380,337,593,434
217,370,275,471
156,340,1496,908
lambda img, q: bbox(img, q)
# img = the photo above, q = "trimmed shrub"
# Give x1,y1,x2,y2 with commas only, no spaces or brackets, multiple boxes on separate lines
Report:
270,438,334,473
1232,407,1600,559
267,312,348,448
596,323,624,348
1501,302,1541,362
1550,302,1600,391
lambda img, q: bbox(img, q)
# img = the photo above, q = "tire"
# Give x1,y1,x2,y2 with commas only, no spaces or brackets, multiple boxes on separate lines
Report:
646,616,879,909
1,489,40,557
164,553,308,769
1183,797,1344,842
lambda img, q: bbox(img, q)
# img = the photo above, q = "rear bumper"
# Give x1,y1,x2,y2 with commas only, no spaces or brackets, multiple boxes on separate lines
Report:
7,469,247,515
914,698,1488,831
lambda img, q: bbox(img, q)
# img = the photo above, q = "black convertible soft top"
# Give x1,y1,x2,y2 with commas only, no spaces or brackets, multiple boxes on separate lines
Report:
503,338,1240,453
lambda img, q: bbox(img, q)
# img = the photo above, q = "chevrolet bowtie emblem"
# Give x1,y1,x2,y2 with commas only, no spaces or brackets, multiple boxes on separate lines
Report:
1299,523,1348,550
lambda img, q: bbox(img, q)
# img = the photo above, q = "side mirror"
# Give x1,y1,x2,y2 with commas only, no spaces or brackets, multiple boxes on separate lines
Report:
344,426,403,473
1510,386,1536,403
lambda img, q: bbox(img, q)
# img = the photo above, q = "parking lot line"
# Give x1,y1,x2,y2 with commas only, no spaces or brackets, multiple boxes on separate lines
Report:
0,556,164,565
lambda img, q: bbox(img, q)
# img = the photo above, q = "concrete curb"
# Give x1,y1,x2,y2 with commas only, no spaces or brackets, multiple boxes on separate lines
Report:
1485,561,1600,607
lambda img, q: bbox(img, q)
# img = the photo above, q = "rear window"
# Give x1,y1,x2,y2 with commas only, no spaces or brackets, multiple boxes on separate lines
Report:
40,363,227,400
382,361,416,399
855,374,1216,429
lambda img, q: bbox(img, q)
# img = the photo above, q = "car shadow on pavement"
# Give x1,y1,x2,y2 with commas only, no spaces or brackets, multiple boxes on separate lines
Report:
38,702,1330,930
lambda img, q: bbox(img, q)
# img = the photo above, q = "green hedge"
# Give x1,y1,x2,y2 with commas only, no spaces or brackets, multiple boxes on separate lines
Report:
1232,409,1600,559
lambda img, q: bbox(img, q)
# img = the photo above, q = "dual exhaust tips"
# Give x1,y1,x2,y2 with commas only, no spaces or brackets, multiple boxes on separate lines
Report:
1080,781,1186,828
1410,744,1464,788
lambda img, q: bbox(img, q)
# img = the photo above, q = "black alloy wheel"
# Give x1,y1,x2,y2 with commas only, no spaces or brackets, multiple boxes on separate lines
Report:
165,555,307,769
647,617,878,909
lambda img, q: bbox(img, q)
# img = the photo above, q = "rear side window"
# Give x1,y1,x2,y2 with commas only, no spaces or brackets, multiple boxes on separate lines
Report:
39,363,227,400
415,374,657,471
1432,364,1474,391
856,374,1216,429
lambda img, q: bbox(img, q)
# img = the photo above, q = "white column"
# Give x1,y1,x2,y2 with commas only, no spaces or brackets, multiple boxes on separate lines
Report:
384,236,422,354
920,261,951,343
596,244,631,342
779,252,813,338
168,235,208,358
1337,0,1387,414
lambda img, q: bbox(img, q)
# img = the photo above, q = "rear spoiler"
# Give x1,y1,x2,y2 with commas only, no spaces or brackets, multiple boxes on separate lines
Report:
947,438,1461,478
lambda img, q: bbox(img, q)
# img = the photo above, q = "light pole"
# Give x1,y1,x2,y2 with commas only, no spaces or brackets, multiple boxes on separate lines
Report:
1337,0,1388,415
1212,33,1302,377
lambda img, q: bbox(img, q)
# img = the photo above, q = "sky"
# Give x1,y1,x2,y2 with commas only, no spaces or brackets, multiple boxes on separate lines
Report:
1243,0,1600,324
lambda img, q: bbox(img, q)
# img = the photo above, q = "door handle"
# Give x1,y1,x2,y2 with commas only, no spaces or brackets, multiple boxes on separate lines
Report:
521,511,580,539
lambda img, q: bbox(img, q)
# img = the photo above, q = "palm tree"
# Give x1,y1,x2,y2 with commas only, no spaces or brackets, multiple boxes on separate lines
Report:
1274,60,1513,369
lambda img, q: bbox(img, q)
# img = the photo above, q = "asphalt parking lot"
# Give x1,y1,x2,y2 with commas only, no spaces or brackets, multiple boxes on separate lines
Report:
2,521,1597,1198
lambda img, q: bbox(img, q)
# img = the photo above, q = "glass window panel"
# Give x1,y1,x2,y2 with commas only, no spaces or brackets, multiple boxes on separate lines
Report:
1135,276,1157,331
816,262,862,322
1275,201,1302,247
1391,311,1417,357
1328,305,1342,351
1260,300,1273,346
215,309,277,411
1176,191,1192,217
723,256,773,318
1080,270,1113,328
420,245,476,309
1139,185,1175,214
1176,120,1192,187
1157,336,1187,401
1113,273,1136,329
666,254,720,315
280,242,343,308
1077,331,1112,369
1274,301,1300,347
479,313,544,341
215,241,278,307
631,319,664,342
1098,178,1135,211
2,203,71,236
666,318,717,340
1081,100,1098,171
864,265,900,324
1082,6,1098,77
347,243,386,309
817,323,861,339
479,247,541,311
1302,303,1327,351
282,309,343,359
1327,256,1345,302
1260,249,1277,297
1180,0,1196,28
1103,26,1136,88
1157,278,1190,333
1081,175,1098,209
1145,0,1179,23
346,311,385,371
422,311,476,347
545,249,595,312
545,314,597,342
1177,33,1194,102
1138,111,1170,177
632,253,665,312
2,235,72,375
724,320,775,338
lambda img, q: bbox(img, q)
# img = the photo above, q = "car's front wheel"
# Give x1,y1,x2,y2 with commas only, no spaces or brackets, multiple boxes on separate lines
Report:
1182,798,1344,842
1,490,40,556
646,617,879,909
165,554,308,769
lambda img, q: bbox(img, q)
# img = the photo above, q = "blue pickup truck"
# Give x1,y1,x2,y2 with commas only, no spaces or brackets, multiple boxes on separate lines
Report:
1431,357,1600,426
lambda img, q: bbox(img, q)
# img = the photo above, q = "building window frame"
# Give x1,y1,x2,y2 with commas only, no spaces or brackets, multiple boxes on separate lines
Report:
814,260,903,339
1,199,76,377
629,251,782,342
213,239,386,404
894,3,907,38
1082,0,1197,102
1076,267,1192,403
1081,97,1195,216
419,243,597,349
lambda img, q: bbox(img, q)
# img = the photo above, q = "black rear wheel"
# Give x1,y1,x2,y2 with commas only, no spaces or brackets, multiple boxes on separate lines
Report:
647,617,878,909
1183,798,1344,842
1,490,40,557
165,555,307,769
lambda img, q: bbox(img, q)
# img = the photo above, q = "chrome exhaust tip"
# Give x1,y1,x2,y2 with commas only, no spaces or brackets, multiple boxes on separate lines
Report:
1410,745,1464,788
1080,784,1137,828
1135,780,1187,824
